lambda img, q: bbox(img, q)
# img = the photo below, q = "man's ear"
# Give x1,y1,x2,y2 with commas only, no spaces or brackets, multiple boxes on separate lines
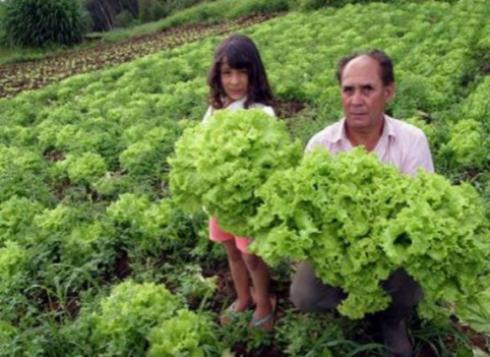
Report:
384,83,395,102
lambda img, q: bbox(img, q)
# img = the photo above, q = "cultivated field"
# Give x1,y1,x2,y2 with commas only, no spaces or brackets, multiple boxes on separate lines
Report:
0,1,488,355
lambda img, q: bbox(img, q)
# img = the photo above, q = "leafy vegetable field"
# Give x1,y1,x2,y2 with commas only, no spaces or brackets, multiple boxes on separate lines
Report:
0,0,488,355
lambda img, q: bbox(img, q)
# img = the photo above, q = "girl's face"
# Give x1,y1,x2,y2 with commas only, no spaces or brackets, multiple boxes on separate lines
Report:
220,58,249,103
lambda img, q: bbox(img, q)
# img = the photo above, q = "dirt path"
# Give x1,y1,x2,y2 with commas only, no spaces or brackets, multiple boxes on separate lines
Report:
0,14,276,98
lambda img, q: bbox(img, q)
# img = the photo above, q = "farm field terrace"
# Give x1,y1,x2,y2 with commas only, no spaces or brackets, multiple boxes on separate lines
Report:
0,0,488,355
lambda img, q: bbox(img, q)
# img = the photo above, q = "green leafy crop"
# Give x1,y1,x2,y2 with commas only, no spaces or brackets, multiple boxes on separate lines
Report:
0,196,44,246
250,148,489,320
169,109,302,236
56,152,108,186
107,193,188,253
0,145,51,203
0,241,28,292
147,309,220,357
119,126,177,179
443,119,488,169
91,280,181,355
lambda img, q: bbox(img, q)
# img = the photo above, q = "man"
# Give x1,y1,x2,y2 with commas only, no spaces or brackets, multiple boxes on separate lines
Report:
290,50,434,357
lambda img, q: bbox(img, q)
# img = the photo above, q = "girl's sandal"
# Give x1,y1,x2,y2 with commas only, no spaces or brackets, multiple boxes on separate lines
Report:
249,295,277,332
219,301,252,326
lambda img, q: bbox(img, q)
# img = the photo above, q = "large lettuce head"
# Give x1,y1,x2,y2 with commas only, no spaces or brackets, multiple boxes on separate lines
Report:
251,148,490,320
168,108,302,236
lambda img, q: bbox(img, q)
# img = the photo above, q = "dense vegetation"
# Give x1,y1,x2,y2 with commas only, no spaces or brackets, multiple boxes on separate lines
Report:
81,0,208,31
2,0,84,47
0,0,488,355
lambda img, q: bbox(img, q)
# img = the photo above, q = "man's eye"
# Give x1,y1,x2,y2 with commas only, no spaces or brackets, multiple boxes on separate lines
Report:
362,86,374,94
343,87,353,94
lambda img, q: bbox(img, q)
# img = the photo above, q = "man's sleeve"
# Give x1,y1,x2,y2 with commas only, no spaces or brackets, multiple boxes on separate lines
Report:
404,133,434,176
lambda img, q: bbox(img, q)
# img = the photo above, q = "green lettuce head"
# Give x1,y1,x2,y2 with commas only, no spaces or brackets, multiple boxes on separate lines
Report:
169,108,302,236
251,148,489,320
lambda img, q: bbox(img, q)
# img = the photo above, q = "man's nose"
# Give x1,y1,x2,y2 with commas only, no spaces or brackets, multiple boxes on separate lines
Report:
351,90,363,105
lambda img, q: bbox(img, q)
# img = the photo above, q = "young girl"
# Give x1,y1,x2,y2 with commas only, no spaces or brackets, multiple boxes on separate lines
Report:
204,34,276,330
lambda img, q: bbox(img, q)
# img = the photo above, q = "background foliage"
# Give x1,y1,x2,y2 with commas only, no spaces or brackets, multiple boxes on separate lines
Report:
2,0,84,47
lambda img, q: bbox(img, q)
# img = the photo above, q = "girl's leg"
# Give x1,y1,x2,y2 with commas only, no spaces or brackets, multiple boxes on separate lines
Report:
222,240,253,311
241,253,273,322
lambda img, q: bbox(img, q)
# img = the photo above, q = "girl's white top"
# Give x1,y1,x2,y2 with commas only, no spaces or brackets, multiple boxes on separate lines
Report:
202,97,275,122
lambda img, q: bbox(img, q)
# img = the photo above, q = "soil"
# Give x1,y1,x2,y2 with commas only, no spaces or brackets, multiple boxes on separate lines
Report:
43,148,65,162
273,99,306,118
114,250,132,279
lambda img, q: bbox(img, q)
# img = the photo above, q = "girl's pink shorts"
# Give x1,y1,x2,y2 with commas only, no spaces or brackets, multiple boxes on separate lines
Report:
209,217,251,254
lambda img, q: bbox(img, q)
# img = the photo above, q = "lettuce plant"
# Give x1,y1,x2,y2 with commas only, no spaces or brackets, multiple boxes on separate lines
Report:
250,148,489,319
169,109,302,236
91,280,181,355
147,310,220,357
443,119,488,169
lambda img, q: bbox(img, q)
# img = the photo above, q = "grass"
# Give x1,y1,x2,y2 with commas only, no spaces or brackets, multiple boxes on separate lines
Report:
0,46,55,65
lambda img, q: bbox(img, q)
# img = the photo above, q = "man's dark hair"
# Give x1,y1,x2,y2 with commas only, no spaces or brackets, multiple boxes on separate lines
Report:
207,34,273,109
336,49,395,86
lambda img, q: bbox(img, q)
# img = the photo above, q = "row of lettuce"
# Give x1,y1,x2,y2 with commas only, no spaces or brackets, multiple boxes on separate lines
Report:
0,0,488,354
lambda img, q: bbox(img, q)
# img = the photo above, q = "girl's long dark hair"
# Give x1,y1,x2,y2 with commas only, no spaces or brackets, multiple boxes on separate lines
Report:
207,34,274,109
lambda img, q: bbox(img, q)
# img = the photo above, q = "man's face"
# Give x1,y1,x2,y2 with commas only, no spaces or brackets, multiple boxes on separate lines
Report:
340,56,394,133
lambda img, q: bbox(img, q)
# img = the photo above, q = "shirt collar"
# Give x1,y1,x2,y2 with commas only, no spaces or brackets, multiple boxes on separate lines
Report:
224,96,247,109
382,115,396,139
328,114,396,143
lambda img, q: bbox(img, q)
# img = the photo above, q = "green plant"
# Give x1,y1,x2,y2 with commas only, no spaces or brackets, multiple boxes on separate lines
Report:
0,241,29,292
168,109,302,236
138,0,168,22
0,145,52,203
251,148,489,320
275,310,383,356
0,241,32,324
57,152,108,186
114,9,137,28
3,0,84,47
119,126,177,179
164,264,217,301
90,280,182,355
147,309,221,356
443,119,488,169
456,287,490,334
0,3,7,46
0,196,44,246
0,320,20,355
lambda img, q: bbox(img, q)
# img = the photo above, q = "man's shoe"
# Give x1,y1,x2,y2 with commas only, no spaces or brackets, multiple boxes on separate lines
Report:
381,318,413,357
